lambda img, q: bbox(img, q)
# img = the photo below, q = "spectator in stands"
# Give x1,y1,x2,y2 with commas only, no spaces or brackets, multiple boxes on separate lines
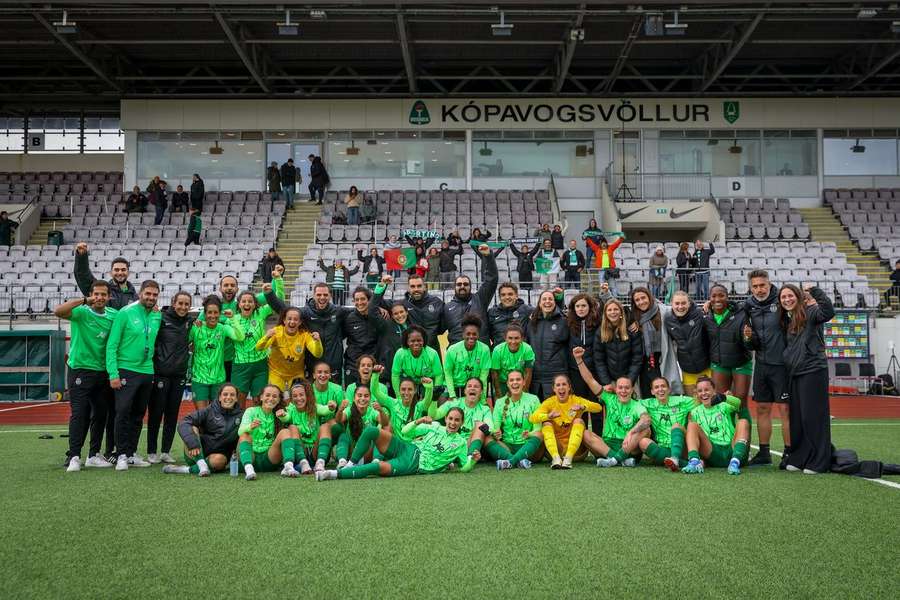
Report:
675,241,692,293
446,230,463,247
414,246,430,278
692,239,715,301
358,247,385,289
534,223,552,242
345,186,362,225
171,185,189,212
74,242,137,310
510,243,539,291
302,282,351,382
404,232,436,252
190,174,204,212
648,246,668,299
469,227,493,243
444,245,498,345
536,239,559,288
560,239,586,289
185,209,202,247
146,175,162,197
583,218,601,266
151,180,168,225
887,259,900,304
317,258,358,307
259,247,285,283
308,154,328,205
267,161,282,205
550,221,568,250
0,210,18,246
426,248,441,289
586,233,625,297
438,240,463,288
385,234,402,278
280,158,298,208
124,185,147,213
488,282,533,347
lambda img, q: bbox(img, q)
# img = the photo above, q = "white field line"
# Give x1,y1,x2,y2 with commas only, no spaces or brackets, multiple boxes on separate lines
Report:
751,444,900,490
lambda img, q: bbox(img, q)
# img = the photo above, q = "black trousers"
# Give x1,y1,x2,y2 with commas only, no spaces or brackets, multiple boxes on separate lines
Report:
787,368,832,473
184,231,201,246
113,370,154,457
309,182,325,202
67,368,112,458
224,361,233,383
564,269,580,288
147,374,185,454
638,352,662,399
569,369,604,435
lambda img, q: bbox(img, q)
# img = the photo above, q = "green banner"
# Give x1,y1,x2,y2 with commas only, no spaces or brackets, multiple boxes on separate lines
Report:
468,240,509,250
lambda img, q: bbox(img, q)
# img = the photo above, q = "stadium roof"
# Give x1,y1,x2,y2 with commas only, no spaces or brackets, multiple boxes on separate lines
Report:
2,1,900,115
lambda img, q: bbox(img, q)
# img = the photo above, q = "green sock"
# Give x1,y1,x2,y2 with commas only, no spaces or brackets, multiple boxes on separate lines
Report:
734,441,749,464
337,461,382,479
317,436,332,463
645,442,668,464
468,438,483,455
688,450,700,461
238,441,253,467
281,439,295,465
509,436,541,464
350,426,379,463
738,406,752,424
670,427,686,460
335,431,351,460
610,448,628,462
484,440,511,460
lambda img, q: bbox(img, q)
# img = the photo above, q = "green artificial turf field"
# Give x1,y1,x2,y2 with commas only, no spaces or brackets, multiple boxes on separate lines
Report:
1,420,898,600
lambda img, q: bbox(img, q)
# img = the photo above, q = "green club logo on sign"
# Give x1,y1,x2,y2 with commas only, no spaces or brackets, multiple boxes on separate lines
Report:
409,100,431,125
723,101,740,124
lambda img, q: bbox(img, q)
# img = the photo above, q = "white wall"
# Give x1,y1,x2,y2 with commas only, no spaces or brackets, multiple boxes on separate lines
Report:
0,153,123,172
824,175,900,189
870,316,900,375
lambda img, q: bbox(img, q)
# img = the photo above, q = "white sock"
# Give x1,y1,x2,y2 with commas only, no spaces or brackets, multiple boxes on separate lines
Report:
196,459,209,472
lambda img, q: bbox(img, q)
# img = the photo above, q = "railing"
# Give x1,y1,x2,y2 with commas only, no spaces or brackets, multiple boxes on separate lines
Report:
605,164,713,202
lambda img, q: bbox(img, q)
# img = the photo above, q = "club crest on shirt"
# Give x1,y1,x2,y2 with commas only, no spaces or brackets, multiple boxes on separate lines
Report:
330,315,336,322
623,415,634,426
551,324,557,330
716,413,724,421
158,381,165,389
770,305,777,313
295,345,304,353
428,305,435,312
75,377,82,386
688,320,694,326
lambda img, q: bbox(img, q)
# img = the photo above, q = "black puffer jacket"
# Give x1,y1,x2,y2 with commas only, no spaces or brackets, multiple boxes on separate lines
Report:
391,290,445,353
567,318,599,375
178,399,243,457
73,252,137,310
744,288,786,366
438,245,463,273
357,251,385,277
663,304,710,374
509,245,538,279
153,306,194,378
301,299,349,375
370,288,407,386
443,252,498,345
525,307,570,384
704,302,751,368
487,299,532,347
782,287,835,377
593,329,643,385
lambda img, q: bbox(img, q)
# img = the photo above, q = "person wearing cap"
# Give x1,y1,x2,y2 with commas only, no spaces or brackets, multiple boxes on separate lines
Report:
648,246,669,299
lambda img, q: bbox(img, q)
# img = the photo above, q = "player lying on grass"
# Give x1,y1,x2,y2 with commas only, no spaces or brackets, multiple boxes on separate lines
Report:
334,383,384,468
529,371,603,469
280,380,334,474
681,376,750,476
369,366,435,440
485,369,543,470
638,376,696,471
315,408,477,480
237,384,301,480
164,383,243,476
572,347,650,468
434,377,493,458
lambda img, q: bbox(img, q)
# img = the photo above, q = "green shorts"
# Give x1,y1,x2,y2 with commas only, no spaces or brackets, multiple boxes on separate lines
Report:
231,359,269,396
251,449,279,472
191,382,222,402
707,443,735,468
605,438,624,453
385,436,420,476
711,360,754,376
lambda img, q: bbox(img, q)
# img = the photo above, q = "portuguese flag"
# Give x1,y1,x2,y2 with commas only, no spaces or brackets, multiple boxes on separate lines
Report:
385,247,417,270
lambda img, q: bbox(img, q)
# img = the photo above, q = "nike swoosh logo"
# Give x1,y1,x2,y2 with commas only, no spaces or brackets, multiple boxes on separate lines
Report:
617,206,646,220
669,206,702,219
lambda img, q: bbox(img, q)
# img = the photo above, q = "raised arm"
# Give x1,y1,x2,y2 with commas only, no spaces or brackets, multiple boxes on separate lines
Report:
54,298,86,320
73,243,97,296
305,332,324,358
806,285,836,325
572,347,604,396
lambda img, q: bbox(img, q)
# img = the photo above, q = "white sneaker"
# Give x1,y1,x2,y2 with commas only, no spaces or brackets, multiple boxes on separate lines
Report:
802,468,821,475
159,453,176,464
561,457,573,469
115,454,129,471
315,469,338,481
622,458,637,467
66,456,81,472
280,463,300,478
314,458,325,472
596,457,619,468
496,459,512,470
298,459,312,474
337,458,348,469
550,456,562,469
197,461,211,477
785,464,801,473
162,465,190,474
85,454,112,468
147,453,161,464
244,464,257,481
128,455,151,468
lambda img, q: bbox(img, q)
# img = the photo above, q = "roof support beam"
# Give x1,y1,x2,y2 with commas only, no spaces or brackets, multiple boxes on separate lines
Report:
552,3,585,93
699,10,765,92
396,14,417,94
213,11,270,93
595,15,643,93
846,47,900,90
32,12,122,92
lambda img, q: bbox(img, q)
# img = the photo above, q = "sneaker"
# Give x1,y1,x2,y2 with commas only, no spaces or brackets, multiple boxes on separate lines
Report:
345,461,355,469
621,457,637,468
802,468,821,475
85,454,113,468
596,457,619,468
337,458,348,469
162,465,190,474
314,459,325,472
298,459,312,475
550,456,562,469
727,458,742,475
785,464,801,473
778,454,790,470
280,464,300,478
128,455,151,468
496,459,512,470
517,458,532,469
159,453,176,464
147,453,161,464
115,454,129,471
663,456,680,472
197,461,211,477
244,464,257,481
315,469,338,481
561,457,573,469
681,458,704,474
66,456,81,472
748,451,772,467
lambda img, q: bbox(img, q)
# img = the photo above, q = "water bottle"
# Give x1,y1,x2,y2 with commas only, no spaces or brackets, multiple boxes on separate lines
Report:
229,452,239,477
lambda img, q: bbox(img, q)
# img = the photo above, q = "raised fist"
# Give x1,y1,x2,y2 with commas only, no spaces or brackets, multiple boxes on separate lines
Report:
75,242,88,255
273,264,285,278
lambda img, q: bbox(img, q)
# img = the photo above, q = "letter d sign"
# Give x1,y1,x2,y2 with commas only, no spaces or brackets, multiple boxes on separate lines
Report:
727,177,745,196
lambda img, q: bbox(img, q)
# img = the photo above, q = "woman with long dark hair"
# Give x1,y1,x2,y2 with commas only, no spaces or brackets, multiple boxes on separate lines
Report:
526,290,570,399
565,293,603,433
627,287,680,397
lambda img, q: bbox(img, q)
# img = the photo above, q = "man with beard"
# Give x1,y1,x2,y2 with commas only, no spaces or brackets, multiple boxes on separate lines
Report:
302,282,351,383
341,286,379,385
743,269,790,468
391,274,446,355
487,282,532,348
444,244,498,345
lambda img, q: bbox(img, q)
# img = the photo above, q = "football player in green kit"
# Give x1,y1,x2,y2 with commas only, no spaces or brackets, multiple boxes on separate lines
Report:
334,383,385,468
310,361,341,472
681,376,751,476
369,366,435,441
434,377,493,458
443,315,491,404
189,295,245,409
638,376,696,471
237,384,300,480
486,370,543,470
231,272,285,407
280,380,334,474
315,407,477,480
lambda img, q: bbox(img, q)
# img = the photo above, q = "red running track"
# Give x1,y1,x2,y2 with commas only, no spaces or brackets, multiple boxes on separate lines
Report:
2,396,899,426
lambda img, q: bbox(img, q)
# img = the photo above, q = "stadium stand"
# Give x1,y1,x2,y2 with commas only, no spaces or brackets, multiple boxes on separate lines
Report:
719,197,811,241
824,188,900,263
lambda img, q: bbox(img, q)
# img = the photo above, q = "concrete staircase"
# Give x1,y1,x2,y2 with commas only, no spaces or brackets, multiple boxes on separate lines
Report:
274,204,321,295
26,218,70,246
799,207,892,305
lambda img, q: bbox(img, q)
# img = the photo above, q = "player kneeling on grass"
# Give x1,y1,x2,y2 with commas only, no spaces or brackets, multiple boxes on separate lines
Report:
334,384,384,469
638,376,696,471
315,409,477,480
237,384,301,480
681,377,750,476
572,347,650,468
434,377,493,459
164,383,243,476
529,371,603,469
486,370,543,470
280,381,334,474
369,366,435,442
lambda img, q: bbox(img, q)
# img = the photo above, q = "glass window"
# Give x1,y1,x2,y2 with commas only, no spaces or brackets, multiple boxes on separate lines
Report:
0,130,24,153
327,139,466,178
762,132,817,176
472,140,594,177
137,140,264,180
824,138,898,175
659,136,760,176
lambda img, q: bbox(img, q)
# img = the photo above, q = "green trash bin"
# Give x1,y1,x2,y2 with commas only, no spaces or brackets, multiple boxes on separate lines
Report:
47,230,63,246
